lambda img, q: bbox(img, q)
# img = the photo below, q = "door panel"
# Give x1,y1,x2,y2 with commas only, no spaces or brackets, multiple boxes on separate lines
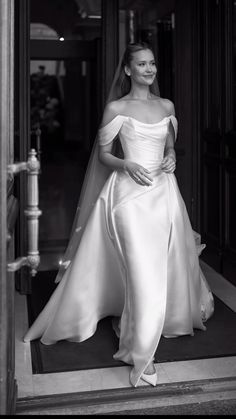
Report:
200,0,236,284
222,0,236,283
201,0,223,273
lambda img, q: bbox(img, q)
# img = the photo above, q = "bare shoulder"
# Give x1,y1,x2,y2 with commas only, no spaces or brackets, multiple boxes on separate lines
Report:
158,97,175,116
100,100,126,127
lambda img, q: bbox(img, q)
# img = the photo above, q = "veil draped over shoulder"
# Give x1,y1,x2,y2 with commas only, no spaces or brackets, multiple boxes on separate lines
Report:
54,46,160,284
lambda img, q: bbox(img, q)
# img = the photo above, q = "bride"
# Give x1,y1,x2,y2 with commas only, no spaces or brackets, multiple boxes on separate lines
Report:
24,42,214,388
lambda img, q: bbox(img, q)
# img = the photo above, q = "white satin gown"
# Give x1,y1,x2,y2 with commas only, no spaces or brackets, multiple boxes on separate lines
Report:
24,114,214,387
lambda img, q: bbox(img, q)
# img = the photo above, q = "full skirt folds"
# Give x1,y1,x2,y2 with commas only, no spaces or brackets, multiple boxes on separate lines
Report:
24,170,214,387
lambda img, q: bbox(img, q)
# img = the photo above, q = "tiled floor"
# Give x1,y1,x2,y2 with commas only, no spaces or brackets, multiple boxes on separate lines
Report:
15,261,236,400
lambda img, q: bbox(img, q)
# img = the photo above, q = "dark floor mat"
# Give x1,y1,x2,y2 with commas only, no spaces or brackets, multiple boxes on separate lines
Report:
27,270,236,374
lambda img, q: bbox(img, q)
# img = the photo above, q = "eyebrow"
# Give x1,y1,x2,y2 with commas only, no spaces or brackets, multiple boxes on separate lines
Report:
137,60,156,63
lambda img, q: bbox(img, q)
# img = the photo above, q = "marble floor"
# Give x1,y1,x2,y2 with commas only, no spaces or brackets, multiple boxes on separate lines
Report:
15,260,236,401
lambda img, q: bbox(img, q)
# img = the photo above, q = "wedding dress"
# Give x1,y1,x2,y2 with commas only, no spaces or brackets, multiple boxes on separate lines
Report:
24,114,214,387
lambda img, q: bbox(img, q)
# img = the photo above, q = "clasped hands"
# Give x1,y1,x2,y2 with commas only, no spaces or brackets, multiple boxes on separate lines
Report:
124,156,176,186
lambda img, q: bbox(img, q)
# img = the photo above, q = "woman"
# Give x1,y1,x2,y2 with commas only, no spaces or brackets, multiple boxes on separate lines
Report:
24,42,214,388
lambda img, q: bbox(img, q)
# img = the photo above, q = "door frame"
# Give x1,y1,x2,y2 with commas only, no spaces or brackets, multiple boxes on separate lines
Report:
14,0,31,294
0,0,17,415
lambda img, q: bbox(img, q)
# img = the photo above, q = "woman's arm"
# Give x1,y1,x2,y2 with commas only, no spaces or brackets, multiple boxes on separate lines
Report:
98,101,128,172
164,133,176,162
161,100,176,173
161,132,176,173
99,141,126,171
98,102,153,186
99,142,153,186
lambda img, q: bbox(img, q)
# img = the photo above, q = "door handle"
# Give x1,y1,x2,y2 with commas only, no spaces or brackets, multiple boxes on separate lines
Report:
31,124,42,166
7,149,42,276
35,125,42,166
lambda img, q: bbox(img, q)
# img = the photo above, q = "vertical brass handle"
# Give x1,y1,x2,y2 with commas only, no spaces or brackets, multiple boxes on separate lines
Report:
7,149,42,276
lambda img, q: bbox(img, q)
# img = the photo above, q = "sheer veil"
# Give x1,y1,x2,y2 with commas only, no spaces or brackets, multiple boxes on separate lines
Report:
54,43,160,284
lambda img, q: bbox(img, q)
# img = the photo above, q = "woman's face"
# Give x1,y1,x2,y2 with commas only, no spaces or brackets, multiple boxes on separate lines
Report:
126,49,157,87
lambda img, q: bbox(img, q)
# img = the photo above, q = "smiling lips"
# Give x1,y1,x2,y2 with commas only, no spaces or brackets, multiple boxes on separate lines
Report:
144,74,155,78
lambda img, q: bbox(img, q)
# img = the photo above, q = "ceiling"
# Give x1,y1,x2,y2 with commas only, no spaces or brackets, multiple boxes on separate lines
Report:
30,0,174,39
119,0,160,10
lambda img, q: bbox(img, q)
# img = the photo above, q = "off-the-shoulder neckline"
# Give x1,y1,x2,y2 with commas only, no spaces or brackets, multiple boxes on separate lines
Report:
100,114,177,129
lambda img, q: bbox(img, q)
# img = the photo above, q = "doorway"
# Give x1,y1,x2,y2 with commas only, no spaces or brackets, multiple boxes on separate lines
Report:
29,13,101,270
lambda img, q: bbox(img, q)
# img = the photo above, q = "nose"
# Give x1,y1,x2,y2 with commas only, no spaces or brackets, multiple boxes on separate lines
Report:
146,63,152,73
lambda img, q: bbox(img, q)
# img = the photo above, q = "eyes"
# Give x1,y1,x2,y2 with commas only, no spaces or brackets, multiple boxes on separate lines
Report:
138,62,156,67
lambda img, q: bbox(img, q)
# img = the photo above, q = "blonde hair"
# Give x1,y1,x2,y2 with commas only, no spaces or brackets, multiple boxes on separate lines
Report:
107,42,159,102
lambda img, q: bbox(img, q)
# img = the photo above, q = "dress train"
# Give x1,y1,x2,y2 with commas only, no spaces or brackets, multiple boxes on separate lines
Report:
24,115,214,387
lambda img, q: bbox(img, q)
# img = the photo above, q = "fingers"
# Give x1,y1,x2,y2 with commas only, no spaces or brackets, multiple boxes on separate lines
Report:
133,167,153,185
132,173,150,186
142,171,153,182
134,176,147,186
162,158,173,168
162,157,176,173
162,164,176,173
130,173,146,185
142,167,151,174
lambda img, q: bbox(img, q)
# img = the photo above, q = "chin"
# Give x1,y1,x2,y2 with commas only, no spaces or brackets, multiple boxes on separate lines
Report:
143,76,155,84
144,79,155,86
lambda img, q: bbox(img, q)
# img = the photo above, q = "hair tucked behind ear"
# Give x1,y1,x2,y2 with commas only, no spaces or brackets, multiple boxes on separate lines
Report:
107,42,160,103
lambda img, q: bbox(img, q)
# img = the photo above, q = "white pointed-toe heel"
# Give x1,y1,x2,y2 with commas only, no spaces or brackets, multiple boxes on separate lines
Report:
140,371,157,387
129,364,157,388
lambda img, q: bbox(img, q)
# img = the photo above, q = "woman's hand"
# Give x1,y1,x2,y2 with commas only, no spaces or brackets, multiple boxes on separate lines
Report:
161,156,176,173
124,160,153,186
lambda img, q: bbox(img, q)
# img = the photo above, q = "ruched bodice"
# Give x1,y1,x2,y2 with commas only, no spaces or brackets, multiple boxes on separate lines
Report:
120,117,170,175
98,114,178,176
